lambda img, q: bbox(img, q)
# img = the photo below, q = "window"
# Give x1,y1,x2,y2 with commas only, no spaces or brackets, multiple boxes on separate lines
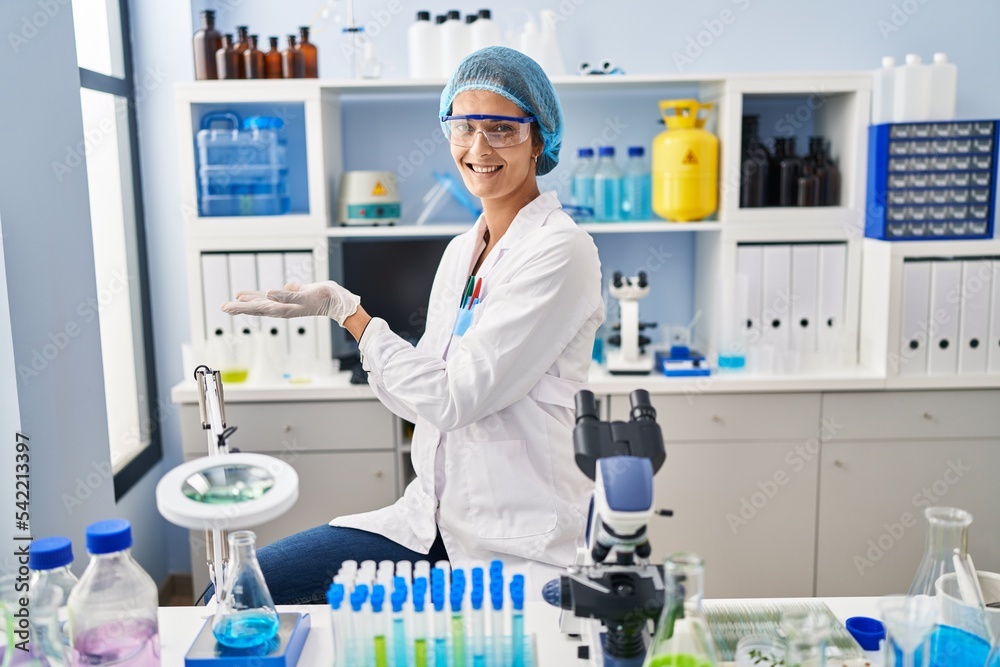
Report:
74,0,160,498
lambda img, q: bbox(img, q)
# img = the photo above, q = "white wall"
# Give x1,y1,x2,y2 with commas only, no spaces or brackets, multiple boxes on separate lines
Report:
132,0,1000,575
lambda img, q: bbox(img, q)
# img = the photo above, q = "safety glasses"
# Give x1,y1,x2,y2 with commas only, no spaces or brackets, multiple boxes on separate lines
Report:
440,114,536,148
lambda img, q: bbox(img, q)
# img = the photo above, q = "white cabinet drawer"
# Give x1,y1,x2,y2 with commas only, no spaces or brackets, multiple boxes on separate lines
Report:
180,400,395,455
609,393,821,442
822,390,1000,441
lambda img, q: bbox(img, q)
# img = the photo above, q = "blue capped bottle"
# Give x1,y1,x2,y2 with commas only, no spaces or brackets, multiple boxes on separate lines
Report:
570,147,596,217
621,146,652,220
594,146,622,221
29,536,79,649
67,519,160,666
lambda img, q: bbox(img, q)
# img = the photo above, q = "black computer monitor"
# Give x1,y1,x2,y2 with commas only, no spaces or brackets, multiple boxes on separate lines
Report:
329,236,454,354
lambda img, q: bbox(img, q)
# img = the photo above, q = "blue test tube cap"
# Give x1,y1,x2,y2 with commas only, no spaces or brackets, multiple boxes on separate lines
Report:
489,559,503,574
327,582,345,609
350,591,364,613
371,583,386,612
356,583,370,602
471,582,484,610
391,592,405,614
510,575,525,611
490,585,504,611
472,567,484,588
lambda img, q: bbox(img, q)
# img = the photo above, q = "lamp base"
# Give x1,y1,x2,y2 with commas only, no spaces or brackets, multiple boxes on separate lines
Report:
185,612,310,667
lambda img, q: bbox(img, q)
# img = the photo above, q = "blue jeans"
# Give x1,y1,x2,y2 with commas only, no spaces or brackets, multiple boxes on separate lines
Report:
205,525,449,605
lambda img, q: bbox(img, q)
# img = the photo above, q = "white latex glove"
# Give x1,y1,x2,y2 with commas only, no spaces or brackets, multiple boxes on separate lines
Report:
221,281,361,326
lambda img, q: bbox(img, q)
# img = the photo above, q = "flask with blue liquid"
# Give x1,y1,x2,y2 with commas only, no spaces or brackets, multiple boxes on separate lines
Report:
571,147,596,216
211,530,280,649
621,146,652,220
594,146,622,221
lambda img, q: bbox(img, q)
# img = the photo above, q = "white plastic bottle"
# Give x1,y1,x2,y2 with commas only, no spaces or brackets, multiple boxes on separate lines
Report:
440,10,470,77
68,519,161,666
893,53,932,122
928,52,957,121
407,11,439,79
29,536,79,648
871,56,895,125
593,146,622,222
470,9,502,51
537,10,567,76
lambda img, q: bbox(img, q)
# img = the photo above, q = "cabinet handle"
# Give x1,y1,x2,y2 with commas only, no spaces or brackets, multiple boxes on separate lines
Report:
374,470,383,478
282,424,292,433
711,415,723,424
922,412,933,421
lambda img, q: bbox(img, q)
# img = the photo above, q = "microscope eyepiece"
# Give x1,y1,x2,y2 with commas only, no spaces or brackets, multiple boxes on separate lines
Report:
628,389,656,422
637,271,648,288
575,390,600,423
612,271,623,288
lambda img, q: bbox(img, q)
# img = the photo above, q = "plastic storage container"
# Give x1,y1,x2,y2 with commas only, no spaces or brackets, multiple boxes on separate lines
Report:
622,146,652,220
593,146,622,221
29,536,79,648
68,519,160,666
407,11,439,78
570,147,596,216
893,54,932,122
196,112,290,217
929,52,957,121
872,56,896,125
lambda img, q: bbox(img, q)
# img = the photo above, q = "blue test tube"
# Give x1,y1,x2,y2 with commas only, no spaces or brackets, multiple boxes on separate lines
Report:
351,586,369,667
392,590,408,667
510,575,526,667
451,570,467,667
489,561,505,667
471,568,486,667
431,569,448,667
412,578,429,667
372,584,389,667
328,583,347,666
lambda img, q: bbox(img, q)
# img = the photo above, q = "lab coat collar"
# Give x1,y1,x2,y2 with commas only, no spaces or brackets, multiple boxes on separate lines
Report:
468,190,562,276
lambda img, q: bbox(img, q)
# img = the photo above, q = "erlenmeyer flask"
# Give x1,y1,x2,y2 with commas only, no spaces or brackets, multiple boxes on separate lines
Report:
782,608,830,667
644,553,719,667
212,531,280,649
907,507,973,599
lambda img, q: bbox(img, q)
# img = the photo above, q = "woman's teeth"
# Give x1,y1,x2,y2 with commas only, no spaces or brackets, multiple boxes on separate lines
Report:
469,164,501,173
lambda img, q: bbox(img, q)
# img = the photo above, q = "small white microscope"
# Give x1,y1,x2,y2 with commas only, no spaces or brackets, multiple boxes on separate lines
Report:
606,271,657,375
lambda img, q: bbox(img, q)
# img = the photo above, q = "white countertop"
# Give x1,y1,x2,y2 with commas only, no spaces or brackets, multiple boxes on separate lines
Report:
159,597,882,665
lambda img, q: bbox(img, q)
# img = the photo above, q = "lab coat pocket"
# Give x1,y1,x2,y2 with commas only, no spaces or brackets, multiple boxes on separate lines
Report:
446,303,486,358
462,439,558,539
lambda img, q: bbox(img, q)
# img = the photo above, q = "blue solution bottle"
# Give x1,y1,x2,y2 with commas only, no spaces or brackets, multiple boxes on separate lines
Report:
621,146,652,220
571,147,596,216
593,146,622,221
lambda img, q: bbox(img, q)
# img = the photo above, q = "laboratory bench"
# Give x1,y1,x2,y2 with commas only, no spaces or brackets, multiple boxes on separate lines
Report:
158,597,884,665
171,370,1000,600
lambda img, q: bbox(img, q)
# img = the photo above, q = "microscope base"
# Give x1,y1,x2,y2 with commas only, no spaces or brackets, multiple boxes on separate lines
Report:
605,350,655,375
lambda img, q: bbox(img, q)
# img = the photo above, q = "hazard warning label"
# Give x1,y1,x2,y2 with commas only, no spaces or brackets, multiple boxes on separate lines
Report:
682,149,698,165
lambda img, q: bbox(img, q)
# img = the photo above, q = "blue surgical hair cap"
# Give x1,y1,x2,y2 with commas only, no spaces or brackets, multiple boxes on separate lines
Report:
439,46,564,176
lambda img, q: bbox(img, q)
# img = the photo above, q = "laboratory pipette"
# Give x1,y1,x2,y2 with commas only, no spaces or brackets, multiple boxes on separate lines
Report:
413,577,429,667
372,584,389,667
451,569,467,667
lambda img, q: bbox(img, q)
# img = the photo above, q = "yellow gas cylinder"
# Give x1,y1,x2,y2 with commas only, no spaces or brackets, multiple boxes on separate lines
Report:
651,99,719,222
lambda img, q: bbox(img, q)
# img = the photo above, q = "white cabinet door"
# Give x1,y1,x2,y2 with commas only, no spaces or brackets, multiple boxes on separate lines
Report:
645,439,819,598
816,439,1000,597
188,450,398,596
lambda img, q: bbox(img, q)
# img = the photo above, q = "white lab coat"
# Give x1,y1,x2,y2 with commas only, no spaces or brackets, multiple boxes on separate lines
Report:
331,191,604,586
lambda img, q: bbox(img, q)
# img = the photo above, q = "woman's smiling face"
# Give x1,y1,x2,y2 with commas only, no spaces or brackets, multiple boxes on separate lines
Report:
449,90,540,202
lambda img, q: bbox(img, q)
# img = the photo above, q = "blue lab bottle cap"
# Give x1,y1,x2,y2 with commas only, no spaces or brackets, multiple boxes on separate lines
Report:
598,146,615,157
242,116,284,131
29,537,74,570
85,519,132,555
628,146,644,157
578,147,594,158
845,616,885,651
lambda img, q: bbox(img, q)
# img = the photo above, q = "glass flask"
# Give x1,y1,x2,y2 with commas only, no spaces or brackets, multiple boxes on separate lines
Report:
644,553,719,667
880,595,937,667
264,37,283,79
781,608,829,667
907,507,972,600
212,531,280,649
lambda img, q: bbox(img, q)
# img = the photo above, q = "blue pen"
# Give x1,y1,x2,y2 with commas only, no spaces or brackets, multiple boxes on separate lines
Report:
510,575,526,667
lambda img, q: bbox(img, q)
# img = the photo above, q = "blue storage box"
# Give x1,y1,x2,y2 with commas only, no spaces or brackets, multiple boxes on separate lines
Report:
196,112,290,217
865,120,998,240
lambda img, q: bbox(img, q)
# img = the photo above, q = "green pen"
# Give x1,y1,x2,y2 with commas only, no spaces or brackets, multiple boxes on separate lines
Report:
460,275,475,308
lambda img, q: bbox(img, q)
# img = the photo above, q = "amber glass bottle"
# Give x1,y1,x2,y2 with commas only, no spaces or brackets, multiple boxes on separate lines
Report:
235,26,250,79
193,10,222,80
244,35,265,79
264,37,283,79
297,26,319,78
282,35,305,78
216,34,240,80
